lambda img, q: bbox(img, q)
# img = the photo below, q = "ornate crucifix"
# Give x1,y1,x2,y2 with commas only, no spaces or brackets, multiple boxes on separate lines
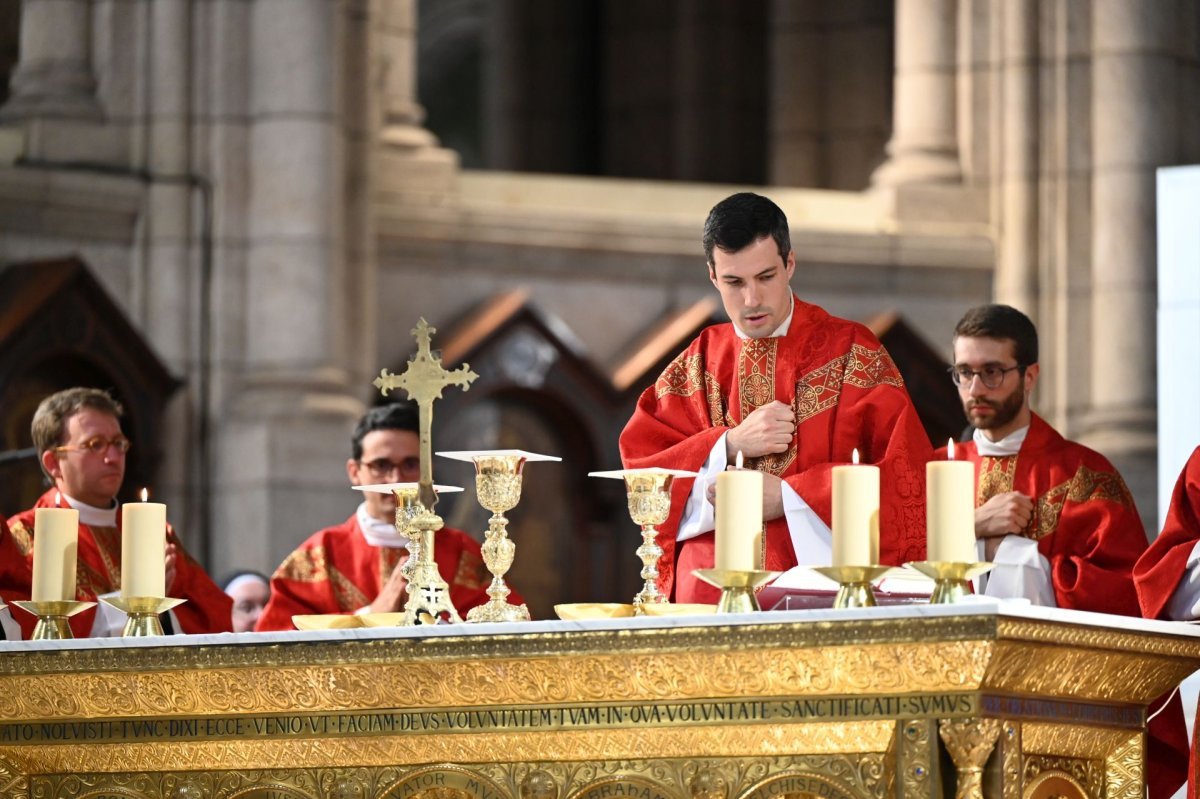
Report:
374,317,478,623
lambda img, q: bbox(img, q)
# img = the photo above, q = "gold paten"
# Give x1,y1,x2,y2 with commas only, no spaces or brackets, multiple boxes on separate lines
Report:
0,610,1196,798
373,318,477,625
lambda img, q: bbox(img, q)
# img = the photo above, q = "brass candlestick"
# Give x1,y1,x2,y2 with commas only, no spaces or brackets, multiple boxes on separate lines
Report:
693,569,779,614
811,565,892,608
100,596,187,637
12,599,97,640
907,561,995,604
439,450,561,623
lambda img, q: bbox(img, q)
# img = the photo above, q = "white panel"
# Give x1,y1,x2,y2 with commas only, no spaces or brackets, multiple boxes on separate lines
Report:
1156,165,1200,531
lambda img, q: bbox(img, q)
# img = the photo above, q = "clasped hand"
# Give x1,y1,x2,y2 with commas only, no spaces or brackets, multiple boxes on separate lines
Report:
725,401,795,461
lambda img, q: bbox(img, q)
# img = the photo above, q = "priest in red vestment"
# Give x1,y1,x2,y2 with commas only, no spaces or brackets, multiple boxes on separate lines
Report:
620,192,932,603
0,518,29,639
256,404,499,630
1134,446,1200,799
944,304,1187,799
1135,446,1200,621
5,388,232,638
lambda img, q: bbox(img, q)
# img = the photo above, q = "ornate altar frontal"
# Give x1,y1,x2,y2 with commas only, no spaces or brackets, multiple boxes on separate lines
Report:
0,604,1197,799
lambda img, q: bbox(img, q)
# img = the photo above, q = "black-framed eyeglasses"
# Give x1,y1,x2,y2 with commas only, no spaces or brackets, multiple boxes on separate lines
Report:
54,436,133,456
948,364,1024,389
359,457,421,480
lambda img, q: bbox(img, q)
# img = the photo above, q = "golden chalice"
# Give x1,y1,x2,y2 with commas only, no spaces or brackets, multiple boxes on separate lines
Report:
394,485,423,582
590,468,698,614
439,449,561,623
353,482,465,597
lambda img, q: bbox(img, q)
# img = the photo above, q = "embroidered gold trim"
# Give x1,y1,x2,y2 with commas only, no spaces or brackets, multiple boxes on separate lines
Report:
1030,465,1137,541
655,353,705,400
7,521,31,557
794,344,903,426
977,457,1017,505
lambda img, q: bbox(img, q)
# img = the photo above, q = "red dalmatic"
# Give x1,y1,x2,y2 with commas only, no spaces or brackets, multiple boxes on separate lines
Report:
256,514,500,630
7,489,233,638
620,296,931,602
941,416,1186,799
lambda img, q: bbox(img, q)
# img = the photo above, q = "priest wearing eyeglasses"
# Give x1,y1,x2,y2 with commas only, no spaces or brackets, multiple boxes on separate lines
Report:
5,387,232,638
938,304,1187,799
254,403,498,630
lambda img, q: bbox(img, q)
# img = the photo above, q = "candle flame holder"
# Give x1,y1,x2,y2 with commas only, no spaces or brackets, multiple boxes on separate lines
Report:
693,568,779,614
907,561,995,604
811,565,892,608
12,599,97,640
101,596,187,637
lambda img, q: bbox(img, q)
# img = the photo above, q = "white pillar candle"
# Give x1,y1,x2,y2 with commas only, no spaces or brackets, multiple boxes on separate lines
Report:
832,449,880,566
121,490,167,597
32,506,79,602
715,452,763,571
927,439,977,563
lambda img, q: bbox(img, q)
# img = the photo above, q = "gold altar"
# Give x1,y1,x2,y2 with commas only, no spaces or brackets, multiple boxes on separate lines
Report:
0,604,1196,799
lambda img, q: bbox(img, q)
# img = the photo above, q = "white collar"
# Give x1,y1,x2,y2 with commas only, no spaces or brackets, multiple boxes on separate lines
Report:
61,493,118,527
733,299,794,340
973,424,1029,457
356,502,410,549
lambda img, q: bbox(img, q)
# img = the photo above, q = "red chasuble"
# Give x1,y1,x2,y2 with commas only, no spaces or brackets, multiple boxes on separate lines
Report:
1134,446,1200,799
620,296,932,602
0,517,32,610
938,416,1187,799
255,514,499,631
6,489,233,639
1135,445,1200,620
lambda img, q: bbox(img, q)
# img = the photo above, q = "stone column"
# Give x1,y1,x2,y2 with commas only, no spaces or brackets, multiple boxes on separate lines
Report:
766,0,825,187
0,0,101,120
993,0,1038,316
871,0,961,186
212,0,365,579
1084,0,1178,525
375,0,456,207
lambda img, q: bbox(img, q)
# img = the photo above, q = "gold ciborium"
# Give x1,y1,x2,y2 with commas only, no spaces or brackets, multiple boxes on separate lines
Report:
439,450,561,623
12,599,97,640
590,468,698,614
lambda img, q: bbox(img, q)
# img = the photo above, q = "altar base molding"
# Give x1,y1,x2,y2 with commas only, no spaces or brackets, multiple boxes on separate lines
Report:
0,605,1193,799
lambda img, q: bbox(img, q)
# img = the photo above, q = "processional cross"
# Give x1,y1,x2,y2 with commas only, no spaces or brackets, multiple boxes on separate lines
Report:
374,318,477,624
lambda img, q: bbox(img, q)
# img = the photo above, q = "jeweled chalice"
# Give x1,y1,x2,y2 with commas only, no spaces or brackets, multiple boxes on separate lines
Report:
438,450,561,623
